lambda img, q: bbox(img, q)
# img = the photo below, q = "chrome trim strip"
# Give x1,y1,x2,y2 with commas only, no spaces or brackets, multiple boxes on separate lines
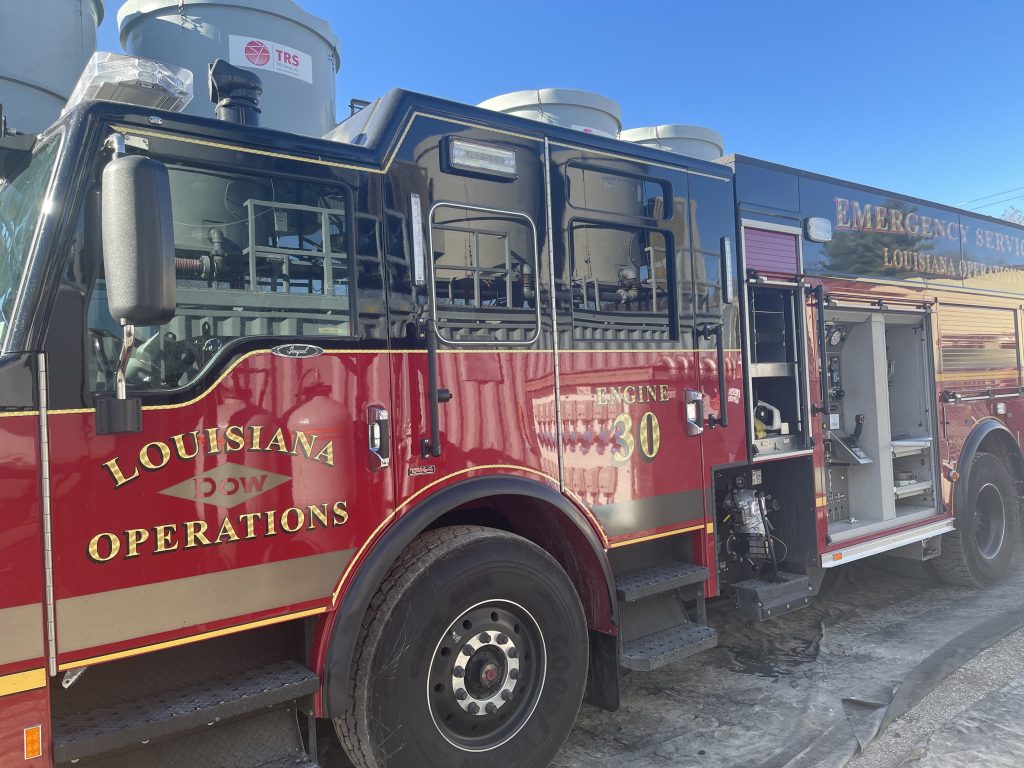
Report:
37,353,56,676
543,139,565,491
821,519,955,568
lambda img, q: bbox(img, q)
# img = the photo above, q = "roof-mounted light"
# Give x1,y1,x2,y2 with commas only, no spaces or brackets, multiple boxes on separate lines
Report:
64,52,193,116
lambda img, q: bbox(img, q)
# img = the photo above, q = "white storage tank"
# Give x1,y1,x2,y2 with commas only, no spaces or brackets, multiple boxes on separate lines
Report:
0,0,105,132
117,0,340,136
619,124,724,161
478,88,622,138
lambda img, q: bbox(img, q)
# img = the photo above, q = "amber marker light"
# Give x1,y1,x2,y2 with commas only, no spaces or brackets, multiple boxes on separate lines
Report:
24,725,42,760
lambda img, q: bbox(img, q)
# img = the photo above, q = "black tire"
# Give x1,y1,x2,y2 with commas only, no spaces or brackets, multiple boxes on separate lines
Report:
335,525,589,768
930,452,1019,587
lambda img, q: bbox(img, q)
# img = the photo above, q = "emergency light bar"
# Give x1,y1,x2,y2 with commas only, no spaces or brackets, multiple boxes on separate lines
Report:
64,52,194,116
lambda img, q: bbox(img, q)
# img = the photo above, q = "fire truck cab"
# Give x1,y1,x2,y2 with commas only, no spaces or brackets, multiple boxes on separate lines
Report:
0,58,1020,767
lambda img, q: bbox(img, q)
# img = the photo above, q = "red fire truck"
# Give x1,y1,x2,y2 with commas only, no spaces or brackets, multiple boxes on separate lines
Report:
0,58,1021,767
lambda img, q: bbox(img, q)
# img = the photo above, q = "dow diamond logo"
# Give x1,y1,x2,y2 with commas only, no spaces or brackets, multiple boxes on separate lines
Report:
160,463,290,509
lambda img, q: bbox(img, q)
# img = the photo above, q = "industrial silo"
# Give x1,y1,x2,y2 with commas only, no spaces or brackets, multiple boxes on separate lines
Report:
117,0,340,136
0,0,104,133
619,125,724,161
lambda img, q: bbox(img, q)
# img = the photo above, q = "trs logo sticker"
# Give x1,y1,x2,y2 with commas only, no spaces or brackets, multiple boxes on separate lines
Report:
160,462,290,508
229,34,313,83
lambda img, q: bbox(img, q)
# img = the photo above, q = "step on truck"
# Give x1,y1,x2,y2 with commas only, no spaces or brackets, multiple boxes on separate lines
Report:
0,55,1021,767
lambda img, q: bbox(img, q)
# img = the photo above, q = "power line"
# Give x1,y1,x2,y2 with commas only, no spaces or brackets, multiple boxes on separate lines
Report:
967,193,1024,212
959,185,1024,207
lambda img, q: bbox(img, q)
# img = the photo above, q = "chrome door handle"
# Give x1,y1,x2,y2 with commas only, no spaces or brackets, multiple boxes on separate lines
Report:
685,389,705,436
368,406,390,469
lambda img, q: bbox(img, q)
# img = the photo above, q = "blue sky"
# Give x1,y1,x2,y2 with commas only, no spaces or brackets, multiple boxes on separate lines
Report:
98,0,1024,216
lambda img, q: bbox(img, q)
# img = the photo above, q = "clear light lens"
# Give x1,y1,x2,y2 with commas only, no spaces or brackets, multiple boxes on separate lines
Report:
64,52,194,116
994,401,1007,415
806,216,833,243
450,139,517,177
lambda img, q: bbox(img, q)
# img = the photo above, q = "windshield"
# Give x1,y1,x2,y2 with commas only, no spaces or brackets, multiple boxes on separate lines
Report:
0,138,60,342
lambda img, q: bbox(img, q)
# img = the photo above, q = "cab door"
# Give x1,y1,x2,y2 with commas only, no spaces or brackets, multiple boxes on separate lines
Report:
552,149,736,558
43,126,394,670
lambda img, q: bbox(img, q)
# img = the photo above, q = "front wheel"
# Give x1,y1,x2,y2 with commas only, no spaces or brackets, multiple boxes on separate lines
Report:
931,452,1019,587
336,525,589,768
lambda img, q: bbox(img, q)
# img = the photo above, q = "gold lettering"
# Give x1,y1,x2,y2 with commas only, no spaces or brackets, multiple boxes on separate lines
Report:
125,528,150,559
264,510,277,537
307,503,329,529
205,426,221,454
238,512,260,539
314,442,335,467
291,431,317,460
890,209,905,233
216,516,240,543
332,500,349,526
102,457,139,488
623,386,636,404
905,213,919,235
659,384,669,401
596,388,608,406
153,524,178,554
852,201,872,230
249,425,262,450
88,532,120,562
265,428,288,453
184,520,211,549
834,197,850,229
171,431,201,461
225,424,246,452
874,206,888,231
281,507,304,533
139,441,171,471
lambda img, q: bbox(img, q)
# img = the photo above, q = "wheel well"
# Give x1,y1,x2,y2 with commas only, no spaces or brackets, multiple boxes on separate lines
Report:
428,496,614,633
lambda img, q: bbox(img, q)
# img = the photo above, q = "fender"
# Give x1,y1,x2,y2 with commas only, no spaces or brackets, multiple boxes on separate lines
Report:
954,418,1024,518
320,474,616,717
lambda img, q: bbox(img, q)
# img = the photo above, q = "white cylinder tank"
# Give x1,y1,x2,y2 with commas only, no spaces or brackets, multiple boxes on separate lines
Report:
117,0,340,136
478,88,622,138
619,125,724,161
0,0,104,132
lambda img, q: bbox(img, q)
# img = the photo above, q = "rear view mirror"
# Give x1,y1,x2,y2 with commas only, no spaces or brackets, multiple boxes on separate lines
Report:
95,151,175,435
101,153,175,326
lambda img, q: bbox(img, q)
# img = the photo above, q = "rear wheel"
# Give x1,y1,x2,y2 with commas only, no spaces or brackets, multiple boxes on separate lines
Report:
336,525,588,768
931,452,1019,587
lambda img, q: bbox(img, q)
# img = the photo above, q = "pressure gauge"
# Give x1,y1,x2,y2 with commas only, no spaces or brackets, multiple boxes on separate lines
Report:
828,328,844,347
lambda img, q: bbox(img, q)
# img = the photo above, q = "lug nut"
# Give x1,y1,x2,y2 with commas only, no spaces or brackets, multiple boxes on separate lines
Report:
509,669,519,680
455,688,467,700
486,703,497,714
462,644,473,656
478,632,491,643
507,647,518,659
497,633,509,644
467,702,480,715
453,666,465,678
501,690,512,701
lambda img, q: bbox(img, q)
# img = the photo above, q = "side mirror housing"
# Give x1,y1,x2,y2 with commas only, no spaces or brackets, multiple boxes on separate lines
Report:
101,154,175,326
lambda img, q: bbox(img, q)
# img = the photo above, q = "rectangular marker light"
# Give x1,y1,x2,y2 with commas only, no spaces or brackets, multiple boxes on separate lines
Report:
449,139,517,177
24,725,42,760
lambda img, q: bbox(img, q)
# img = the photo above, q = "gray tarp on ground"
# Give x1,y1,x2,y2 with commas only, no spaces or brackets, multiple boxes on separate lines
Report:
552,557,1024,768
893,671,1024,768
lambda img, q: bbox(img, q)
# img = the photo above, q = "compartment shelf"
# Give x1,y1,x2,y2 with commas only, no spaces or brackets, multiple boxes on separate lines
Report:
893,479,933,500
891,437,932,458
